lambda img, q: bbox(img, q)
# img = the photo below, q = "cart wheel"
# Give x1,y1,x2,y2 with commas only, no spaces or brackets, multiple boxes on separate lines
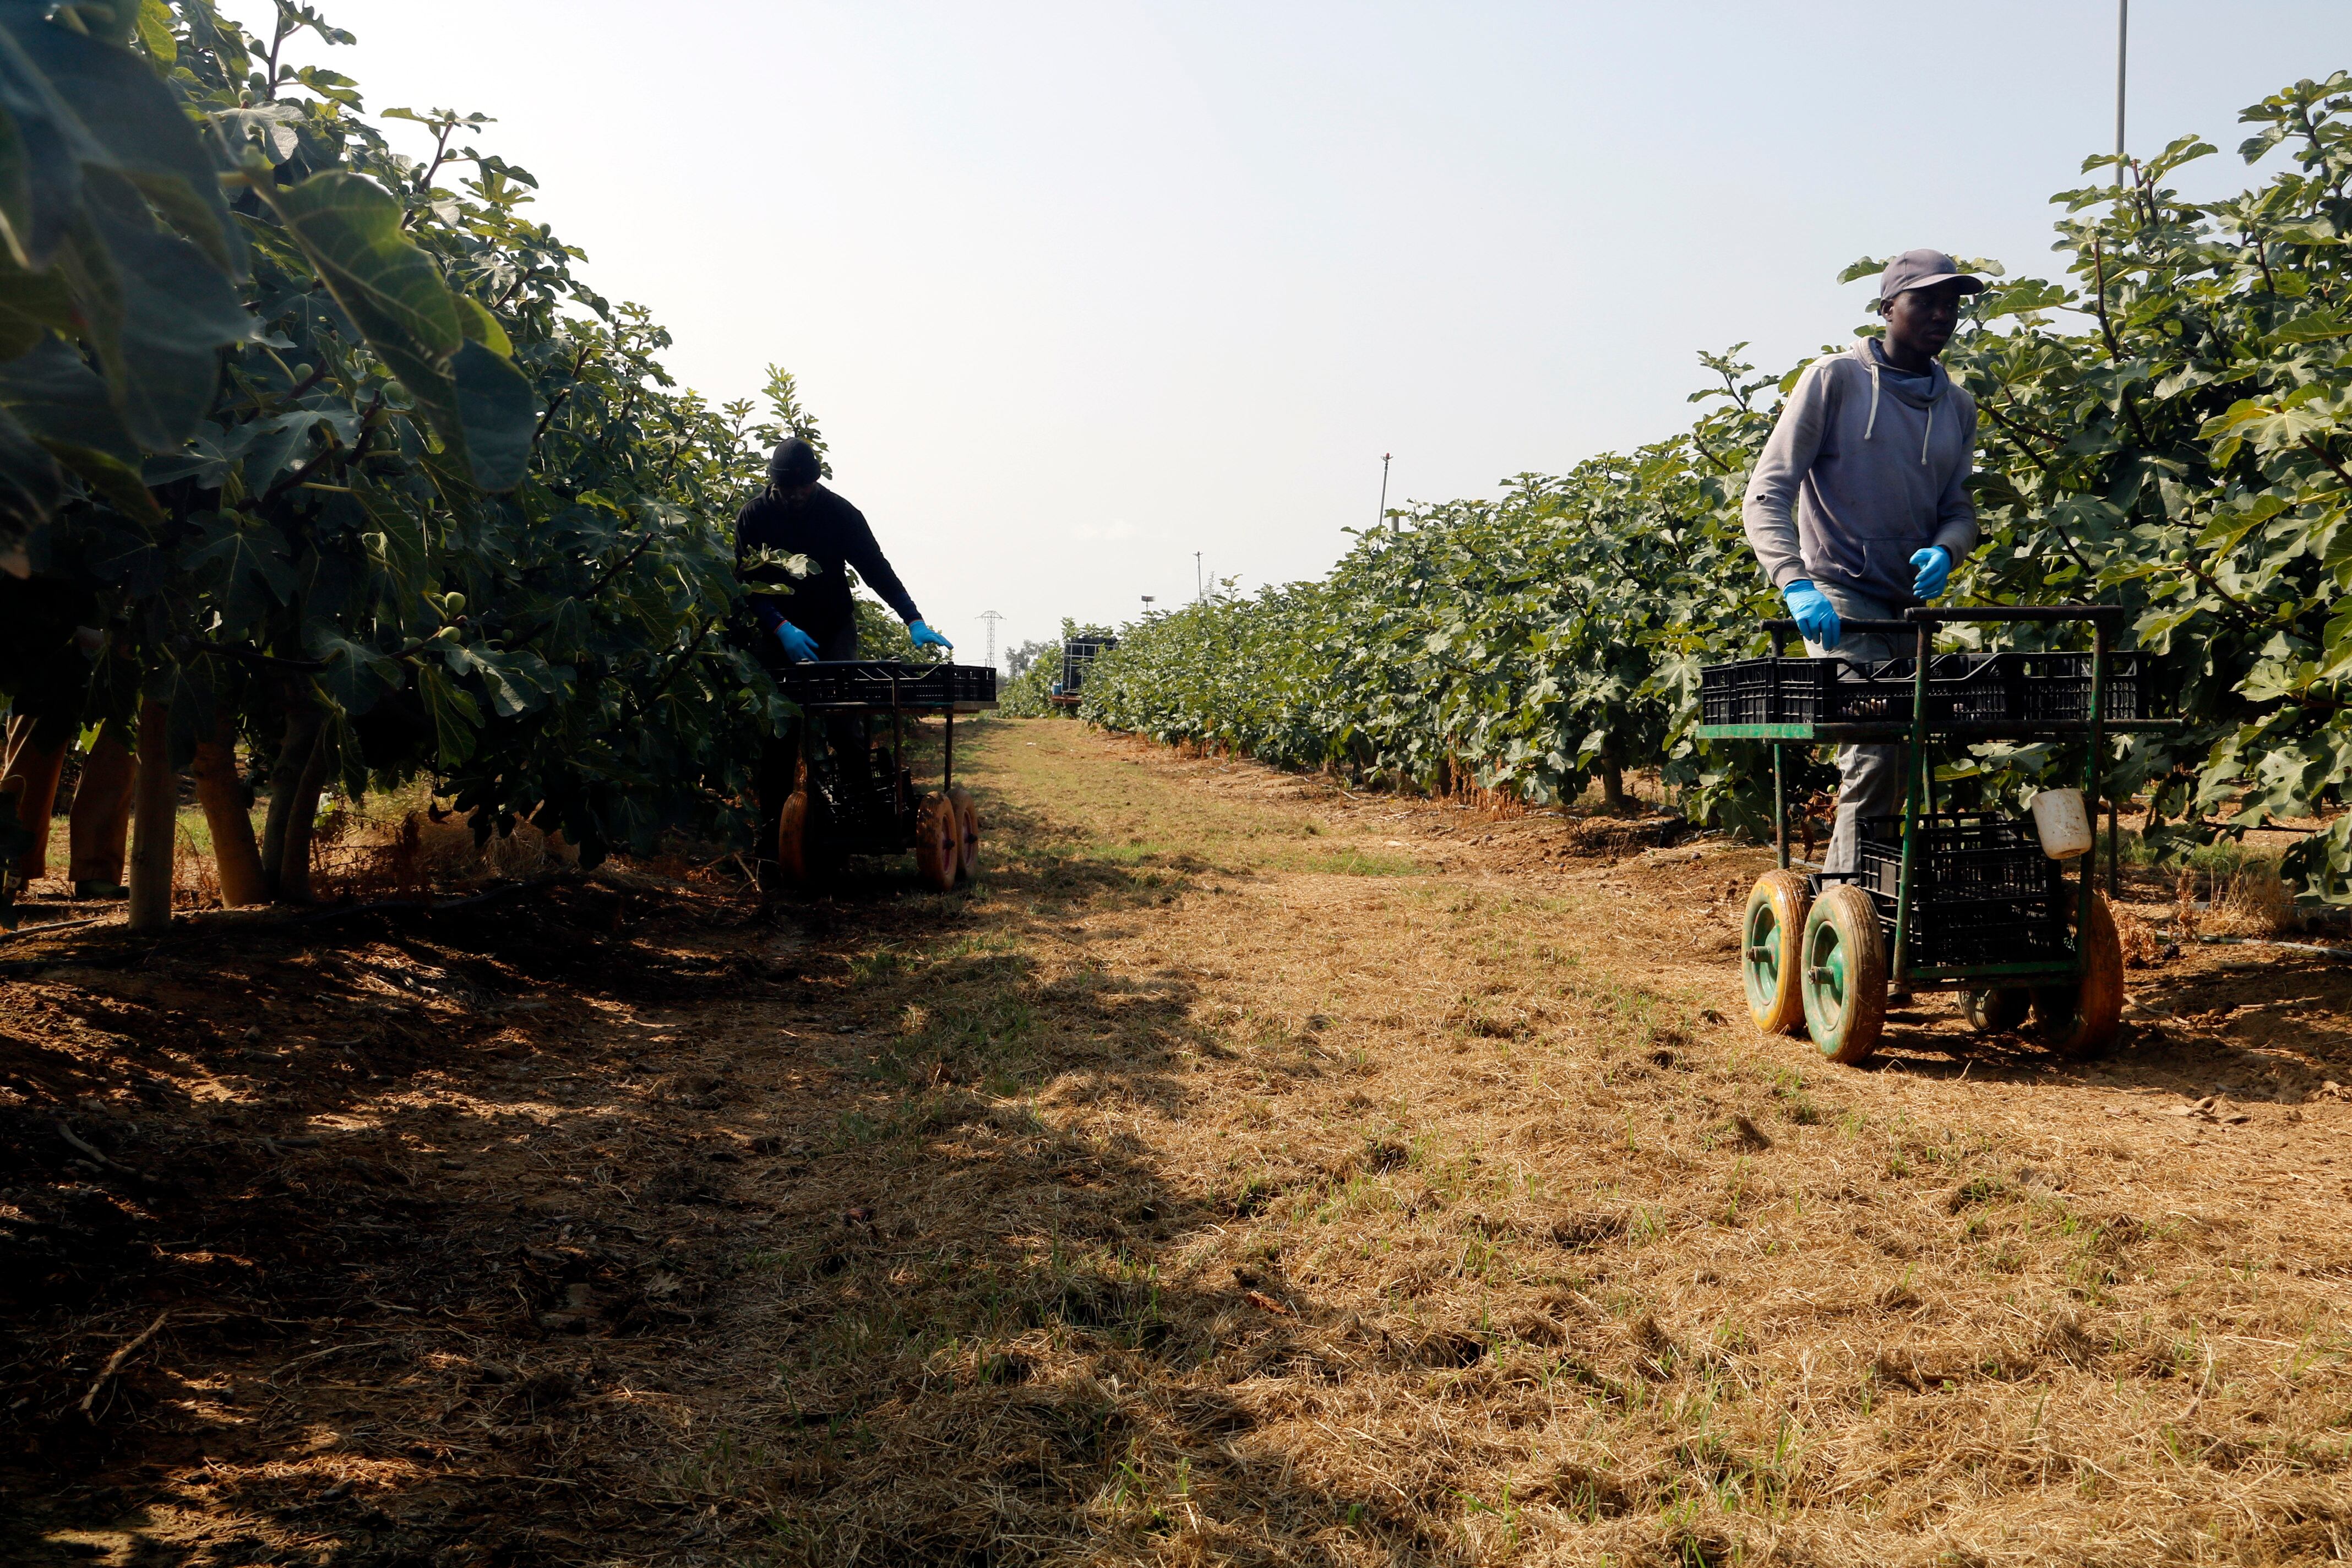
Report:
2030,892,2125,1059
775,788,831,887
1740,870,1811,1036
1961,987,2032,1034
776,790,823,889
914,791,960,892
948,786,980,883
1800,884,1887,1066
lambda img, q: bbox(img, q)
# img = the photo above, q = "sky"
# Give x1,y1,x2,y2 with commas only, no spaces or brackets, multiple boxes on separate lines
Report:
238,1,2352,667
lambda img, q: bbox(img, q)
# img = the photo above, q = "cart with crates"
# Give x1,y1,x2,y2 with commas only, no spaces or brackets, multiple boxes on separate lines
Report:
1696,606,2174,1065
769,660,998,891
1050,634,1117,709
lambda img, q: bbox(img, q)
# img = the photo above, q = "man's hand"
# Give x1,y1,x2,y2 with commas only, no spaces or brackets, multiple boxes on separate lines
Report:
1783,580,1841,650
908,620,952,653
1910,546,1952,601
774,622,820,662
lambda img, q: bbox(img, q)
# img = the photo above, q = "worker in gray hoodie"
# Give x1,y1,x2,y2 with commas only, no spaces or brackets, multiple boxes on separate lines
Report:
1742,249,1983,876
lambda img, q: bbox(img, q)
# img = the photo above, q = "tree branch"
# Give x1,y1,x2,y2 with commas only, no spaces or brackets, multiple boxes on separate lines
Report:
187,639,326,672
2179,557,2262,621
1979,400,2055,472
2090,237,2125,362
80,1309,172,1421
635,620,721,711
1687,433,1733,473
2302,435,2352,493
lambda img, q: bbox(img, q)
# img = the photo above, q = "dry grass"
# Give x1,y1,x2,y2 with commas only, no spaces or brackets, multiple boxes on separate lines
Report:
2179,861,2301,938
4,718,2351,1565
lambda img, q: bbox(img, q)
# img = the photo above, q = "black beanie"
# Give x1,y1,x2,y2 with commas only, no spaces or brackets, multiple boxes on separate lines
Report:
768,438,821,489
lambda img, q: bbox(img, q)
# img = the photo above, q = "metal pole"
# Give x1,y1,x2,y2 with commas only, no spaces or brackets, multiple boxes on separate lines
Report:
1377,453,1391,528
1889,622,1931,987
2115,0,2128,186
1773,744,1788,872
2083,622,2109,971
1195,552,1202,604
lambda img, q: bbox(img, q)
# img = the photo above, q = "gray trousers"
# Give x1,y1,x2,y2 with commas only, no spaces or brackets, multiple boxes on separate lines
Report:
1804,585,1910,876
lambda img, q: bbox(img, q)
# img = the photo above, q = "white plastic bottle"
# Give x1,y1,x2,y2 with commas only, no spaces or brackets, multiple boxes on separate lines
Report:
2030,788,2093,861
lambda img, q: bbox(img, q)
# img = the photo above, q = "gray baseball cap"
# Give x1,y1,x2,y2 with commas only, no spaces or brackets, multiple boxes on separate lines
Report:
1879,249,1985,301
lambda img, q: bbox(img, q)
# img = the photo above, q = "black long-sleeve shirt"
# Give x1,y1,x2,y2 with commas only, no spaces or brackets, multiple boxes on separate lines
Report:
734,484,921,651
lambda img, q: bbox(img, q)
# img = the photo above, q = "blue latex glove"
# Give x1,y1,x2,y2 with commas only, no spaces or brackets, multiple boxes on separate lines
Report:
1910,545,1953,601
1783,580,1841,650
908,620,952,652
773,622,819,662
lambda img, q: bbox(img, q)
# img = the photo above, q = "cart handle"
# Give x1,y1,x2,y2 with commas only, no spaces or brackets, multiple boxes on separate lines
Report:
1902,605,2130,625
1762,603,2130,652
1762,618,1914,639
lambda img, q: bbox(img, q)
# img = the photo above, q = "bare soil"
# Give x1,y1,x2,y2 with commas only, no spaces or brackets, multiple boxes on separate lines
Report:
4,717,2350,1566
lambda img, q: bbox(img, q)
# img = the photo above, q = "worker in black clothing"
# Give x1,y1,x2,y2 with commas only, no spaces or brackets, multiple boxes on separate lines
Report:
736,437,952,664
736,438,951,888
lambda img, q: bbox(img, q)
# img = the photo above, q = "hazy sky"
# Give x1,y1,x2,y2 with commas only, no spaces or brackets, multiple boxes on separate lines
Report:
243,2,2352,665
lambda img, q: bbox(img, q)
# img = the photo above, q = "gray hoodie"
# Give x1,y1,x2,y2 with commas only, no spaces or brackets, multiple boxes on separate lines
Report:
1741,339,1979,606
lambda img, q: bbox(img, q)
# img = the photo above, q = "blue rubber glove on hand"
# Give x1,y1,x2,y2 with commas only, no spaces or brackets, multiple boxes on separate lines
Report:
773,622,820,662
1910,545,1952,601
1783,580,1841,650
908,620,952,652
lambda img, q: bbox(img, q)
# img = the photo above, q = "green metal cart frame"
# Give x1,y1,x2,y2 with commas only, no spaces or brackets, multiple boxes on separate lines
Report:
1702,605,2177,1061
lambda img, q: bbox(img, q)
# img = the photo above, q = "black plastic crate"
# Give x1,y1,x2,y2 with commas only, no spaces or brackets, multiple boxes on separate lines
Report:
1853,813,2073,967
2008,651,2141,722
1700,653,2007,726
1701,650,2141,728
776,660,997,707
1841,652,2010,723
1700,657,1817,726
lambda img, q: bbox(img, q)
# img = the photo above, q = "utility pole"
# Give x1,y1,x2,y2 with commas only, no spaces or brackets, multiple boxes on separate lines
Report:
1194,551,1202,605
1377,452,1392,528
2115,0,2128,188
978,609,1004,671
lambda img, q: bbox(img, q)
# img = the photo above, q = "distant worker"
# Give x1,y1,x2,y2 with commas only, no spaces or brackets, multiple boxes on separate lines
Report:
734,438,952,884
1741,249,1982,875
735,437,953,665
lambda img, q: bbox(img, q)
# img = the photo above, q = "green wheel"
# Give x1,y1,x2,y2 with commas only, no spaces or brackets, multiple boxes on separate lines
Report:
1800,884,1887,1066
1961,987,2032,1033
1740,870,1810,1036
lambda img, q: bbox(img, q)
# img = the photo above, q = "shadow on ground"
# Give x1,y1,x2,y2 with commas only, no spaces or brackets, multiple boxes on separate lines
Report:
0,748,1443,1566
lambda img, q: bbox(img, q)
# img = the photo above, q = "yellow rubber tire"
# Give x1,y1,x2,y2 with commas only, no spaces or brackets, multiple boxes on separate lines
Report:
948,786,979,883
1800,884,1888,1066
914,791,960,892
775,789,821,887
2031,891,2126,1059
1740,870,1811,1036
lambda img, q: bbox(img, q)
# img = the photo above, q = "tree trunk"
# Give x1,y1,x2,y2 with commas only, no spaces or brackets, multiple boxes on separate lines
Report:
260,687,323,898
1598,755,1627,813
127,699,176,932
274,726,333,905
192,710,266,907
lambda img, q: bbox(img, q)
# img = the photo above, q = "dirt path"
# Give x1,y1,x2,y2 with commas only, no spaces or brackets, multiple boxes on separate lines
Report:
5,717,2350,1566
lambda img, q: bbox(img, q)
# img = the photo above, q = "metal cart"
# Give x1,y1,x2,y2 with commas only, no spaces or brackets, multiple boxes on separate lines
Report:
769,660,998,891
1697,606,2175,1064
1049,635,1117,709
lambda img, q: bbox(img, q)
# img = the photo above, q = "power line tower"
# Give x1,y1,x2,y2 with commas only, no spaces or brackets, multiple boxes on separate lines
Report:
978,609,1004,671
